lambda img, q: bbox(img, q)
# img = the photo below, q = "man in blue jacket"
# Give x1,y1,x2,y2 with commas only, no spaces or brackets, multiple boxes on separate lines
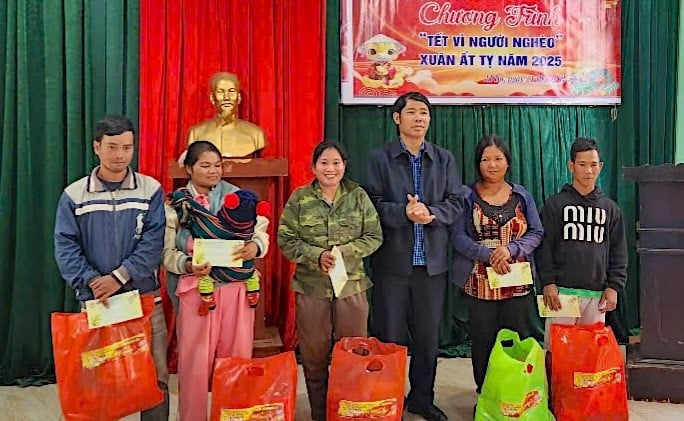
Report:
366,92,464,421
54,115,168,420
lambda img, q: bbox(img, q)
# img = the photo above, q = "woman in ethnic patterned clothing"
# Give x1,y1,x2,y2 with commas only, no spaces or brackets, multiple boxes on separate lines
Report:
450,135,544,396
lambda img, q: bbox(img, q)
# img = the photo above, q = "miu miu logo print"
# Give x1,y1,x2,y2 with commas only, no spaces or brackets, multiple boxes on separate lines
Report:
563,205,606,243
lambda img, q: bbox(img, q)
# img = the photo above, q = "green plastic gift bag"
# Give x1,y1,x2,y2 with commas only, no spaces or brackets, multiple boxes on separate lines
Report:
475,329,555,420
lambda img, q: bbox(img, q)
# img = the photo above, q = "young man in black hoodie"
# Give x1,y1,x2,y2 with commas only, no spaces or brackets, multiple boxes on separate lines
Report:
535,137,628,348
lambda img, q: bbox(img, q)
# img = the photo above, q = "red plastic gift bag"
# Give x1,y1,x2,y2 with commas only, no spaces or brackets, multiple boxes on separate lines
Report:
211,351,298,421
550,322,628,421
51,295,163,421
327,337,408,420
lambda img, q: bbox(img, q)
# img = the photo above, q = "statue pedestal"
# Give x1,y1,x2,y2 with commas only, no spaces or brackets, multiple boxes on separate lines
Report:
624,164,684,403
168,158,288,356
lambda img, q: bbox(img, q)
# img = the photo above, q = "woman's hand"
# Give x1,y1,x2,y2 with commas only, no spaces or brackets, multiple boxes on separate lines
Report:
489,246,512,274
490,260,511,275
185,261,212,276
489,246,511,265
233,241,259,261
489,246,511,275
318,250,336,273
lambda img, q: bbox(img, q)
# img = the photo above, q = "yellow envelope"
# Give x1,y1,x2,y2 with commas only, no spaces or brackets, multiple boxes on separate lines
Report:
85,290,143,329
193,238,245,267
536,294,582,317
486,262,533,289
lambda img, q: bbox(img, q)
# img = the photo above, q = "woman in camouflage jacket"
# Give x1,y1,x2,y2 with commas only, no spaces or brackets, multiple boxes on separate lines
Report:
278,140,382,421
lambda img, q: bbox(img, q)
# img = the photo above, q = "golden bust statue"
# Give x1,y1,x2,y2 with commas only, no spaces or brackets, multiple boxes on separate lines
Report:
187,72,267,158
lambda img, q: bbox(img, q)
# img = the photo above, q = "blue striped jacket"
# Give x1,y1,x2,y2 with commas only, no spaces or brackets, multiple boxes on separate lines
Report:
54,167,165,301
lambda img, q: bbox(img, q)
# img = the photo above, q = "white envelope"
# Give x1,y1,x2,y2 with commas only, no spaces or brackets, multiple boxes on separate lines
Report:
193,238,245,267
486,262,533,289
536,294,582,318
329,246,349,298
85,290,143,329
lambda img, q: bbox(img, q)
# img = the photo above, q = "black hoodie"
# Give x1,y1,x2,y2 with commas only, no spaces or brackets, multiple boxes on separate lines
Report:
535,184,628,292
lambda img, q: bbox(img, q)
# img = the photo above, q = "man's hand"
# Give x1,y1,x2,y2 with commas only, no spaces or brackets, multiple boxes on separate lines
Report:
319,250,336,273
185,261,212,276
405,194,435,225
543,284,562,311
90,275,122,307
599,287,618,313
233,241,259,261
489,246,512,274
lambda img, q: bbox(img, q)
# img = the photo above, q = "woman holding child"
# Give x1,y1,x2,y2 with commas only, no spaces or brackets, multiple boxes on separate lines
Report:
162,140,270,421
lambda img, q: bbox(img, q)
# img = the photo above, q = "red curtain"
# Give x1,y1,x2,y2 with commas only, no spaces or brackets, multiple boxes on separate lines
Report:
138,0,327,351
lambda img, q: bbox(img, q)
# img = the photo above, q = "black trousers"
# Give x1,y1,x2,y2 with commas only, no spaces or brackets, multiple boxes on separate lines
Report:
371,267,446,407
467,293,531,394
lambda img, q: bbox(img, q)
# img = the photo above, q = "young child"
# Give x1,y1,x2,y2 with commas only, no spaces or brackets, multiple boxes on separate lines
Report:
535,137,628,348
169,188,269,313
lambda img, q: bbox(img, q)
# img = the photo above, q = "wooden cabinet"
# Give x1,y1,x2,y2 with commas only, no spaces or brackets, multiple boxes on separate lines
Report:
624,164,684,403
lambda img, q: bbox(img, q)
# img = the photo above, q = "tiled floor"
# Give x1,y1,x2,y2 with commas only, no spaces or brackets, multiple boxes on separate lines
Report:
1,358,683,420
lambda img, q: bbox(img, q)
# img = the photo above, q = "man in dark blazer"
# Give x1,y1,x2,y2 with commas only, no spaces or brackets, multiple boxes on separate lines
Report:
366,92,464,421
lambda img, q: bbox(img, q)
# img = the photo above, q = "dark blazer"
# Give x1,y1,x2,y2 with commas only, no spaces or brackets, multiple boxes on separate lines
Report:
366,139,464,276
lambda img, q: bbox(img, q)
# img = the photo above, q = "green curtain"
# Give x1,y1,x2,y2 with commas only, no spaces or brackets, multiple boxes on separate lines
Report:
0,0,138,385
325,0,677,356
676,0,684,162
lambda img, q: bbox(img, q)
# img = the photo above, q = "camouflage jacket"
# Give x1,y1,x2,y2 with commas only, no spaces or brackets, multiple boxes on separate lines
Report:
277,179,382,299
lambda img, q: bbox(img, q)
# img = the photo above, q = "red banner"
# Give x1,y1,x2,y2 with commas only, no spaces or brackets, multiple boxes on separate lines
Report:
341,0,621,105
